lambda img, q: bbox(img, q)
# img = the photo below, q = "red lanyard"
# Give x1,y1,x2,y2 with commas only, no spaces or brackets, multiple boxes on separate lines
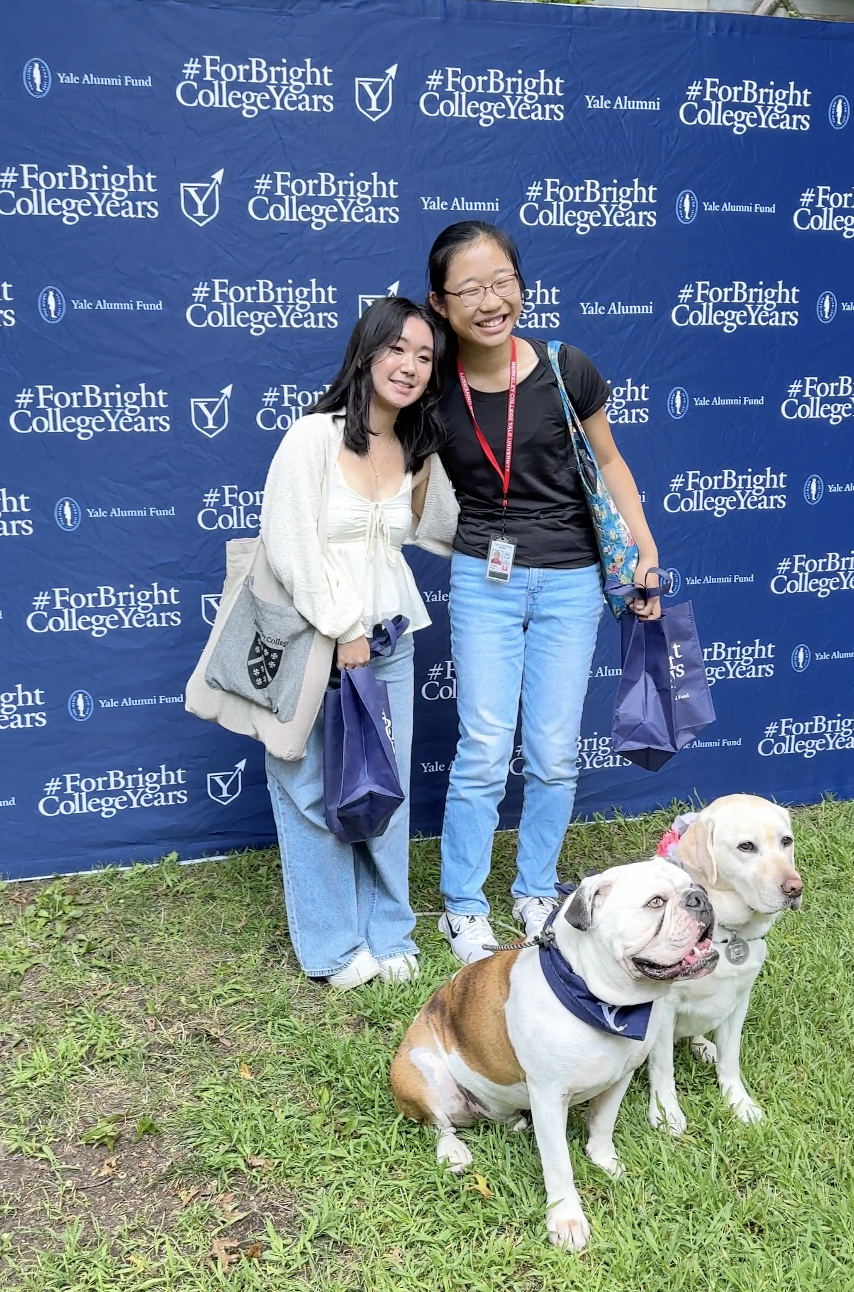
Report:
457,338,517,517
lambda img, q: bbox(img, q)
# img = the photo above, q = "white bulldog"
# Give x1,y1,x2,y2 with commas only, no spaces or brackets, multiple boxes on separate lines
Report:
391,859,718,1251
647,793,803,1135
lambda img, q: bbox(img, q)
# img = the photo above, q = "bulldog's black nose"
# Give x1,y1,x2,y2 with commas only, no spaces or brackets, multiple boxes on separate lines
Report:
680,886,713,928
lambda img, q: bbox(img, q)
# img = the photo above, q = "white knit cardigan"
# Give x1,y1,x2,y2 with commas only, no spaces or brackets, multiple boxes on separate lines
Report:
260,412,459,645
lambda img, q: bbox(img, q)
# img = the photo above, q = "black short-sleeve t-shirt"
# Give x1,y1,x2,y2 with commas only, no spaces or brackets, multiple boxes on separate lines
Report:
439,338,610,569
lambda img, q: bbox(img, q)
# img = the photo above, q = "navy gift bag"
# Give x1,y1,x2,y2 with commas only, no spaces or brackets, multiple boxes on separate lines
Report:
323,618,408,843
611,601,715,771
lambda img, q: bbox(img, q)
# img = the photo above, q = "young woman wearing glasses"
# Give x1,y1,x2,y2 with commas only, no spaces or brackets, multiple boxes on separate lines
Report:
426,220,661,965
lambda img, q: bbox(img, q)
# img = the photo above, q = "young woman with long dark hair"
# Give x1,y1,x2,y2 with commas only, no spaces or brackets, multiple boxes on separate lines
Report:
260,297,447,989
426,221,661,965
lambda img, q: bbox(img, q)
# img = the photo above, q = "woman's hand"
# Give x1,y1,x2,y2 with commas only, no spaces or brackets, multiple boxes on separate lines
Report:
629,555,664,621
337,636,371,669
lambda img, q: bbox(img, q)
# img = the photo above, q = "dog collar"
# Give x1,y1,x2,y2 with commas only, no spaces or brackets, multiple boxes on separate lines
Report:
714,923,765,965
537,892,653,1041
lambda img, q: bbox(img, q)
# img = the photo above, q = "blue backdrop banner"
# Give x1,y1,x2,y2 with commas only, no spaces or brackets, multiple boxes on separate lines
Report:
2,0,853,879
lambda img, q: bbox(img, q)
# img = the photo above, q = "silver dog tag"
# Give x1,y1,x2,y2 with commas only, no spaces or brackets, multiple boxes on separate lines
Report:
725,936,750,965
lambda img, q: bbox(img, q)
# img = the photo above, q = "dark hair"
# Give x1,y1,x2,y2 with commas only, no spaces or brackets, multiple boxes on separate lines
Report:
426,221,527,371
314,296,445,473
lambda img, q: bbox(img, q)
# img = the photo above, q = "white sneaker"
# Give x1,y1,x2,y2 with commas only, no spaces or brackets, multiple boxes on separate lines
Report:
512,896,559,939
378,954,420,983
324,948,381,990
438,912,496,965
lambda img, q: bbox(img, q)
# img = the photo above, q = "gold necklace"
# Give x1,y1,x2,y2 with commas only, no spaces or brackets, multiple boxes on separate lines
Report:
367,432,398,501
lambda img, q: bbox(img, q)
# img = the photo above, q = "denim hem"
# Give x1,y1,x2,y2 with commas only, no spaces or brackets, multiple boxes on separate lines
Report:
374,948,420,962
443,904,491,916
511,888,561,901
301,942,373,980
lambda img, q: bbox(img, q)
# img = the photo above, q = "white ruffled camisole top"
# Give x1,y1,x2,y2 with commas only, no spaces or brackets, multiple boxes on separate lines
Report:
325,463,432,637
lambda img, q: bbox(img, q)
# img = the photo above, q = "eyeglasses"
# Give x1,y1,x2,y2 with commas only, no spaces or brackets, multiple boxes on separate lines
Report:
443,274,519,309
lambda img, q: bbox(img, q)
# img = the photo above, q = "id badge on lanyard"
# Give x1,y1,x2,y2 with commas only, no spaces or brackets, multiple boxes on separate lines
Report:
486,533,517,583
457,339,518,585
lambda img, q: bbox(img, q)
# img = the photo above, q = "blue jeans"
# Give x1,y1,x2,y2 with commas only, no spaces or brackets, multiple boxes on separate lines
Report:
266,635,417,977
441,554,603,914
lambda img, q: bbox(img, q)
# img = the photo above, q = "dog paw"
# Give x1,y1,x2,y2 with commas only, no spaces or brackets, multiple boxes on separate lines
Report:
690,1035,717,1065
649,1096,687,1137
732,1095,764,1125
436,1131,473,1174
547,1204,590,1252
586,1146,624,1179
510,1115,529,1133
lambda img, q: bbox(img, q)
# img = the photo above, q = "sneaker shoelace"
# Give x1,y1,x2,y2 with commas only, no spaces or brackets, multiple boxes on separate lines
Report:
450,913,494,941
524,897,558,923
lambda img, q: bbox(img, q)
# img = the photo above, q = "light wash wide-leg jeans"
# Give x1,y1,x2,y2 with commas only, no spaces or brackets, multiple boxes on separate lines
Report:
266,635,417,977
441,554,603,915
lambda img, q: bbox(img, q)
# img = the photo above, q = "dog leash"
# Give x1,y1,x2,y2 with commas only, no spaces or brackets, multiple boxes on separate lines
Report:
482,924,558,953
482,879,585,952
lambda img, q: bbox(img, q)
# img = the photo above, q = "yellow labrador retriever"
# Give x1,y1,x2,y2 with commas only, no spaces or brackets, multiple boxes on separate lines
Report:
648,793,802,1134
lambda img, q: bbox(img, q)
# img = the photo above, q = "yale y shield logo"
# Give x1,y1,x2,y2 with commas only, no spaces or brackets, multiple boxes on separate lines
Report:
180,168,224,227
355,64,397,121
191,384,232,438
207,758,245,805
358,280,400,318
23,58,52,98
201,594,222,626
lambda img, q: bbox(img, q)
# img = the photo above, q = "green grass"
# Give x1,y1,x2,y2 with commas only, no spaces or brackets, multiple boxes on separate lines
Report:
1,799,853,1290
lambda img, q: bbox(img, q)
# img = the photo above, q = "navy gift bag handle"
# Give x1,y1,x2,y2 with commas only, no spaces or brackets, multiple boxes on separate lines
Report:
322,617,409,843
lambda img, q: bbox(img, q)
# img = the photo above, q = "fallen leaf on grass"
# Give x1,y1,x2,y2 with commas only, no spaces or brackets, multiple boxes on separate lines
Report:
128,1255,147,1272
144,1017,157,1033
469,1173,492,1199
209,1237,240,1270
244,1155,271,1170
95,1156,117,1178
215,1192,238,1219
244,1242,263,1260
385,1247,404,1266
238,1062,253,1080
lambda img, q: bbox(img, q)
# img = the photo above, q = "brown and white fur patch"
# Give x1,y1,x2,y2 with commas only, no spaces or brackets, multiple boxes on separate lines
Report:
391,859,717,1251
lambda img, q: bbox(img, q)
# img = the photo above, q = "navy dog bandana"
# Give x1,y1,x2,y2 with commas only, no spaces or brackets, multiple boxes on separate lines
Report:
537,881,653,1042
537,942,653,1041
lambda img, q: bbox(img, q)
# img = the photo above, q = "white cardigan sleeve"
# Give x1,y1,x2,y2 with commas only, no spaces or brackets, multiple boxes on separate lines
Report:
260,414,365,644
